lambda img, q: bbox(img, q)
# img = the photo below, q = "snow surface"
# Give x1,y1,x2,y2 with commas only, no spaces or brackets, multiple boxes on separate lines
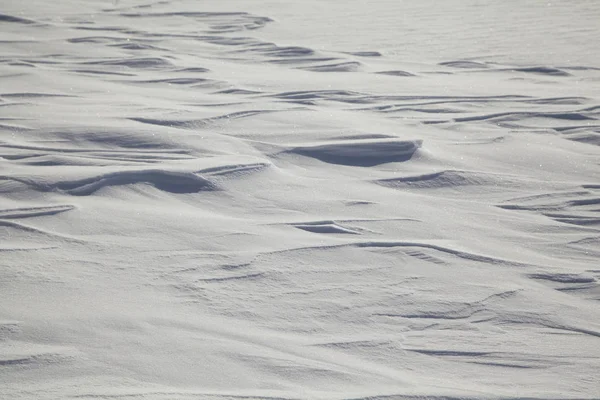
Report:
1,0,600,398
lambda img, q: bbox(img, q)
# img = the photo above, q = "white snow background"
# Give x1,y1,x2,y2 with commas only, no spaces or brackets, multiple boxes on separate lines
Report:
1,0,600,398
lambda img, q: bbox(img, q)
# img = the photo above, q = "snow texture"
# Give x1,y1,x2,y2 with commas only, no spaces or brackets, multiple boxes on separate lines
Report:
1,0,600,399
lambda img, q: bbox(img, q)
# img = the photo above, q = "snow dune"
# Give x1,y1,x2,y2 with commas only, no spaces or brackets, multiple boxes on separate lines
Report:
1,0,600,399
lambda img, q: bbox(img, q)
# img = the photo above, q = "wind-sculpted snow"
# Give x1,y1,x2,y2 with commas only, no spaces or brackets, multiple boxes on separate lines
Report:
56,170,217,196
285,139,422,166
0,13,36,25
1,0,600,399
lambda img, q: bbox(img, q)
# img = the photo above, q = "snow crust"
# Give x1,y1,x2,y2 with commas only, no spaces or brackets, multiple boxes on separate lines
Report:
1,1,600,398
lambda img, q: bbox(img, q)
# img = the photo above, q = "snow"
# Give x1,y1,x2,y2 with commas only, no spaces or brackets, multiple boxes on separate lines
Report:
1,0,600,399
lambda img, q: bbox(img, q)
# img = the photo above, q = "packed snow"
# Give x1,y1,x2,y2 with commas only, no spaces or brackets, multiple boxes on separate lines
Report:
1,0,599,399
